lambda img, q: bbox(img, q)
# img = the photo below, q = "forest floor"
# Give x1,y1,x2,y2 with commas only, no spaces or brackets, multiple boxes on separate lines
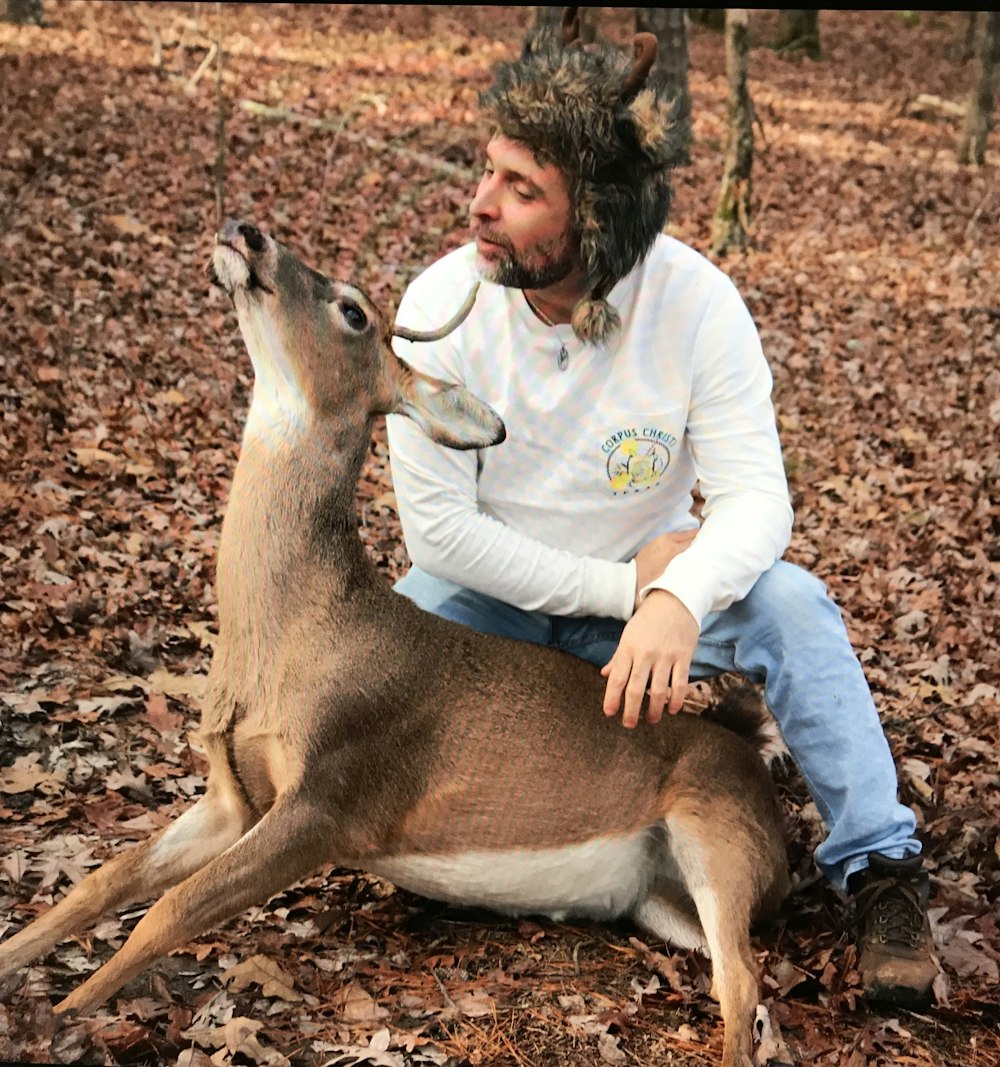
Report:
0,5,997,1066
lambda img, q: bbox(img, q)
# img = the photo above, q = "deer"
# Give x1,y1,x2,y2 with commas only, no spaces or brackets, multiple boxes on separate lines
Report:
0,221,791,1067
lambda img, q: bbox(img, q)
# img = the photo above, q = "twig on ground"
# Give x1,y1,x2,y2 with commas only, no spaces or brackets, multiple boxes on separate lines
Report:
131,3,162,67
909,93,966,118
965,187,994,237
214,3,226,228
240,99,477,182
431,967,458,1012
306,109,356,250
186,40,218,93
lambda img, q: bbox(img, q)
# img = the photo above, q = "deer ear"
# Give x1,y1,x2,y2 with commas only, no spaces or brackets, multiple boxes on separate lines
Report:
392,359,506,450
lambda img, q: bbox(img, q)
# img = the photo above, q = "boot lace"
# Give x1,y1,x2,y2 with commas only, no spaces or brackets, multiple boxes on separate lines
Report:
856,877,926,949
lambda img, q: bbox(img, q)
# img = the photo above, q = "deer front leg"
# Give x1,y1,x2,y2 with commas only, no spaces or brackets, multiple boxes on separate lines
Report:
0,782,251,988
55,792,337,1015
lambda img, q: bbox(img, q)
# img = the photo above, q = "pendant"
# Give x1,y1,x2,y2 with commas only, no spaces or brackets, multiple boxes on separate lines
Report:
557,344,569,371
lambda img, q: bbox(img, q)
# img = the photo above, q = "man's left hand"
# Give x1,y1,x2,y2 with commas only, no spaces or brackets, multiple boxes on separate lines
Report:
600,590,699,728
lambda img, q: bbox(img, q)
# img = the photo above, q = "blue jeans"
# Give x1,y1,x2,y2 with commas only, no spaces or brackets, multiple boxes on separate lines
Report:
394,560,920,889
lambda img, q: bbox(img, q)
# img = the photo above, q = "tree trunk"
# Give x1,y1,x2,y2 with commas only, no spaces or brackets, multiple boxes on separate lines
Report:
711,9,753,256
689,9,725,32
0,0,43,24
529,7,561,33
958,10,999,165
529,6,596,43
772,10,821,60
636,8,692,165
960,11,977,62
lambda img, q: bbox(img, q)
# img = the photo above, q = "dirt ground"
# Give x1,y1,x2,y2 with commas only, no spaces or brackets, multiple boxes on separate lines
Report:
0,5,998,1066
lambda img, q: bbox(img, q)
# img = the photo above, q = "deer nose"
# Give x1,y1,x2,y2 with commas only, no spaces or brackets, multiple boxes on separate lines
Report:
238,223,265,253
217,219,267,253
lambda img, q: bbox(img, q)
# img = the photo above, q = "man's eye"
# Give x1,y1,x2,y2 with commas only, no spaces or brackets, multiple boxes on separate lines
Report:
514,186,533,201
341,302,366,330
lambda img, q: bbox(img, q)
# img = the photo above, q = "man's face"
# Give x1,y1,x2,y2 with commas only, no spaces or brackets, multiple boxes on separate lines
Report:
470,136,578,290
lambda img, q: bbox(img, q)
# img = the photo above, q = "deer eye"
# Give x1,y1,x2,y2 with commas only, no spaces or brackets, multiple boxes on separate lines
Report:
340,301,367,331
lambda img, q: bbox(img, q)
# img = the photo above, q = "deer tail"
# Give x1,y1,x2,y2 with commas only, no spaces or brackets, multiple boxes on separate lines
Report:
702,683,788,768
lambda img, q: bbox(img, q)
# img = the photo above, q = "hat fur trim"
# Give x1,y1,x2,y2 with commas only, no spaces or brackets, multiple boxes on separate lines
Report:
572,295,621,345
480,29,685,343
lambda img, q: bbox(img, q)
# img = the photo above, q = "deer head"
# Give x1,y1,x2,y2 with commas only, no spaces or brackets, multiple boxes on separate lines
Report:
210,220,505,451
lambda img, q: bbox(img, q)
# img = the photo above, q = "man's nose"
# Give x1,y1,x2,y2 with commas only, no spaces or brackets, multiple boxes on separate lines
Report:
470,177,500,220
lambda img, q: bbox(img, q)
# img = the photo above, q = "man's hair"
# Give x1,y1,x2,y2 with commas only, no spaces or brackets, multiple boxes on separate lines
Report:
479,13,684,343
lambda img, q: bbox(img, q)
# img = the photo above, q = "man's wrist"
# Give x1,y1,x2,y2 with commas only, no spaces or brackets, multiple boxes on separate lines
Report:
643,587,679,610
639,587,699,628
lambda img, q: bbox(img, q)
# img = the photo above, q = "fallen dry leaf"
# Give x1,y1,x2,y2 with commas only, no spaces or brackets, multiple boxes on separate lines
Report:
221,955,303,1003
452,988,494,1018
106,213,149,236
0,758,65,796
144,691,183,736
330,981,391,1024
597,1032,627,1064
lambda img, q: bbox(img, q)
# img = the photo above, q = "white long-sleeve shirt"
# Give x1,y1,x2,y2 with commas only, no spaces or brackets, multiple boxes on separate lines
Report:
386,235,793,628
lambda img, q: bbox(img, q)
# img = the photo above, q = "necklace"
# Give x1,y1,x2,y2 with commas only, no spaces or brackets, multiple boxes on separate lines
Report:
524,293,571,371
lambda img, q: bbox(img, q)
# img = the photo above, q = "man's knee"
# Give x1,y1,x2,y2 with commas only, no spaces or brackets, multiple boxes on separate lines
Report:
744,561,840,637
393,567,466,618
394,567,486,629
394,566,549,644
754,560,828,604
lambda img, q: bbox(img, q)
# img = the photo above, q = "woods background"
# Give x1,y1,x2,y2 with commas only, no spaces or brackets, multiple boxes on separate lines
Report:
0,5,997,1066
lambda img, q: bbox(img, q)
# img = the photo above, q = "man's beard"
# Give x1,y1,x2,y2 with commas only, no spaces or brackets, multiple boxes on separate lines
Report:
477,228,578,290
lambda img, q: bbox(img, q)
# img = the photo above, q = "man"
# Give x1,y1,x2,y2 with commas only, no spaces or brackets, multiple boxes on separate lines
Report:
386,22,937,1007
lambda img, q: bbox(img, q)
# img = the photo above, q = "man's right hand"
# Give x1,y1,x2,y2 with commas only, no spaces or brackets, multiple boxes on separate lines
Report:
632,530,697,612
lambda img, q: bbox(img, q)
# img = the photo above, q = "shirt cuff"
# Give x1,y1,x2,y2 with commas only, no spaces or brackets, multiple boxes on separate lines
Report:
640,563,710,631
587,557,637,621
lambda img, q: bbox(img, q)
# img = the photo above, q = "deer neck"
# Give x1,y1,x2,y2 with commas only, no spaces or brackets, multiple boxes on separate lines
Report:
213,406,376,694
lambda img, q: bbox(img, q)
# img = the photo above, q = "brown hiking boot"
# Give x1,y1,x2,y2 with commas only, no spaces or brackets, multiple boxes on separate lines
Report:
849,852,938,1008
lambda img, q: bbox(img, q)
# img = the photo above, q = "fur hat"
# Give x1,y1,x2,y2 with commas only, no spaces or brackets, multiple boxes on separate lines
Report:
479,9,684,344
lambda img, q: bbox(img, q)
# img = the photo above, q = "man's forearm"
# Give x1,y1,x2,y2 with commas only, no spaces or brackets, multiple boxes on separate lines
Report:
388,414,636,620
642,490,793,625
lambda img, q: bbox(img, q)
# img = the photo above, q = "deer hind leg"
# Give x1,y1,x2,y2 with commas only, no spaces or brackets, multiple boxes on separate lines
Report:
633,878,709,954
0,777,252,986
54,791,334,1015
658,805,764,1067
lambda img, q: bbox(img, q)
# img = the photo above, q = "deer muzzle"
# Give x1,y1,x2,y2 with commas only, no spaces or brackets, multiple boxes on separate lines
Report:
210,219,275,296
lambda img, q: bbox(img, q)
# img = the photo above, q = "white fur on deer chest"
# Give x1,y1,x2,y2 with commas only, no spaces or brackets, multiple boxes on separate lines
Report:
369,831,656,922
